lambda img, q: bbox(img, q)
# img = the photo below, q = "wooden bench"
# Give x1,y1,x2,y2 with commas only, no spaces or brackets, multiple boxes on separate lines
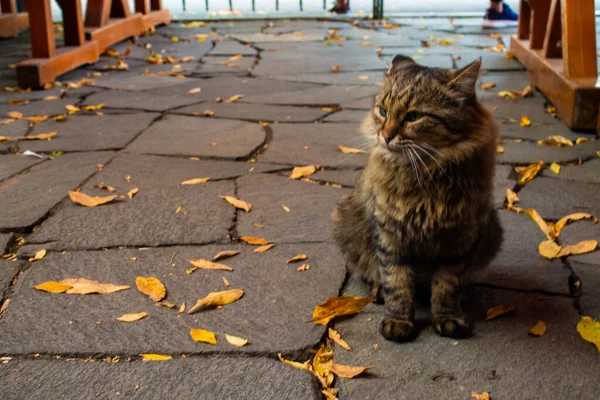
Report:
0,0,28,38
509,0,600,133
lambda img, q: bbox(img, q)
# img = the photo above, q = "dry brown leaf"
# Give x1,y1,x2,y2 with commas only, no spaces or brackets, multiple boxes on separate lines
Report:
575,137,589,145
83,104,104,111
212,250,239,262
498,91,516,99
287,254,307,263
135,276,166,302
329,363,376,378
516,161,545,186
577,316,600,353
127,188,139,199
322,388,339,400
203,110,215,116
190,328,217,344
290,165,318,179
0,136,15,142
253,244,276,253
557,240,598,258
539,239,561,259
485,297,517,321
328,328,351,350
553,213,597,237
20,131,58,140
44,95,59,101
68,191,118,207
8,99,28,105
188,258,233,273
58,278,130,295
222,276,230,287
187,87,201,95
331,65,342,73
225,334,248,346
522,208,553,240
33,281,72,293
357,75,369,81
506,189,520,209
178,302,186,313
228,54,243,61
188,289,244,314
219,195,252,212
312,296,376,325
496,146,504,154
140,354,172,361
338,145,367,154
281,204,290,212
313,343,334,387
537,135,573,147
528,320,547,336
519,116,531,127
7,111,22,119
240,236,270,245
297,263,311,271
29,249,46,262
175,205,182,214
545,106,558,117
94,183,116,193
181,177,210,185
156,301,175,308
65,105,80,115
480,82,496,90
116,312,148,322
278,353,311,371
225,94,243,103
471,392,491,400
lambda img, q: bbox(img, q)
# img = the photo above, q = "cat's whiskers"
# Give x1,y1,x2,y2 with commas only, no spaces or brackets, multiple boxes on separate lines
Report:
405,147,423,188
412,143,447,177
410,147,434,182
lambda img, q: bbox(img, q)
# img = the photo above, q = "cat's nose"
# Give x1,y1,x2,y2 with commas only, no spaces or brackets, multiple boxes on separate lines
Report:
381,128,397,144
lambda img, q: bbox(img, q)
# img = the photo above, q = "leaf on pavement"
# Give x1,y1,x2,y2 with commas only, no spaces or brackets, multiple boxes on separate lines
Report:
290,165,318,179
68,190,118,207
225,94,243,103
471,392,491,400
156,301,176,308
537,135,573,147
328,328,351,351
558,240,598,258
550,162,560,175
203,110,215,116
228,54,243,61
297,263,310,271
225,334,248,347
519,85,534,97
190,328,217,344
479,82,496,90
331,65,342,73
577,316,600,353
505,189,520,210
219,195,252,212
94,183,116,193
312,296,376,325
522,208,553,240
496,146,504,154
281,204,290,212
127,188,139,199
187,87,201,95
0,136,15,142
538,239,562,259
135,276,166,301
83,104,104,111
516,161,545,186
575,137,589,145
329,363,376,378
528,320,547,336
498,91,516,99
485,297,517,321
322,388,340,400
188,288,244,314
212,250,239,262
519,116,531,127
253,244,276,253
28,249,46,262
286,254,307,263
278,353,311,371
222,276,230,287
117,312,148,322
551,213,597,239
313,343,334,388
140,354,172,361
187,259,233,274
33,281,72,294
240,236,270,245
59,278,129,294
7,111,22,119
20,131,58,140
179,302,186,313
338,145,366,154
181,177,210,185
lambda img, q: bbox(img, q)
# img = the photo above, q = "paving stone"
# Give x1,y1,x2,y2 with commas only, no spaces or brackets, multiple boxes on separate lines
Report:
382,54,454,69
140,40,213,60
456,51,524,71
517,177,600,220
456,26,518,35
259,123,369,167
174,102,328,122
571,261,600,318
237,173,350,243
342,95,376,110
324,110,369,122
24,113,159,153
0,233,13,253
496,120,592,142
196,56,255,76
211,21,271,34
92,74,188,91
1,243,344,354
477,71,534,101
542,158,600,184
334,283,597,400
208,40,257,56
559,220,600,266
126,116,265,159
0,98,74,118
243,85,380,106
349,33,421,48
0,87,64,104
310,169,362,187
498,139,600,165
26,180,235,250
0,260,17,297
0,152,114,230
0,154,44,182
83,89,203,112
493,165,516,208
455,34,499,48
92,57,149,72
380,46,470,56
265,71,383,86
227,32,326,43
262,20,349,34
106,41,152,60
0,358,321,400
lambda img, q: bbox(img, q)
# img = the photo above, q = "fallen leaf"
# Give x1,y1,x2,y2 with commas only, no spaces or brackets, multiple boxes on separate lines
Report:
577,316,600,353
187,87,201,95
175,205,182,214
212,250,239,262
357,75,369,80
297,264,311,271
225,94,243,103
506,189,520,209
537,135,573,147
179,302,186,313
496,146,504,154
68,191,118,207
519,116,531,127
219,195,252,212
225,334,248,346
523,208,553,240
156,301,175,308
253,244,276,253
83,104,104,111
550,162,560,175
281,204,290,212
290,165,318,179
181,177,210,185
20,131,58,140
188,288,244,314
322,388,339,400
538,239,562,259
140,354,172,361
338,145,366,154
116,312,148,322
94,183,116,193
190,328,217,344
331,65,342,73
313,342,334,387
29,249,46,262
240,236,269,245
557,240,598,258
58,278,129,294
545,106,558,117
135,276,166,302
287,254,307,263
228,54,243,61
203,110,215,116
516,161,545,186
553,213,597,238
222,276,230,287
278,353,311,371
44,95,59,101
65,104,80,115
0,136,15,142
127,188,139,199
485,297,517,321
471,392,491,400
498,91,516,99
480,82,496,90
312,296,376,325
8,99,28,105
528,320,547,336
575,137,589,145
328,328,351,350
187,259,233,273
330,363,376,378
33,281,72,293
7,111,22,119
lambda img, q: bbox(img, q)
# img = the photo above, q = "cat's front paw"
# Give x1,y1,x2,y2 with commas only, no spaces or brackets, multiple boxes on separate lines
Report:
432,315,471,339
379,317,416,343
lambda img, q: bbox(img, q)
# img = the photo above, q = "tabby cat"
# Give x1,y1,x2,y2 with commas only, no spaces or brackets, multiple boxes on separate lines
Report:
332,55,503,342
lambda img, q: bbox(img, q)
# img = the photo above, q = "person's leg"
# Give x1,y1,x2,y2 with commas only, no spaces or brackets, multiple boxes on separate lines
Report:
489,0,503,12
483,1,519,27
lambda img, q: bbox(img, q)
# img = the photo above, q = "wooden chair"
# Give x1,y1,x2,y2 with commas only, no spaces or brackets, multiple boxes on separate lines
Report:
509,0,600,133
0,0,28,38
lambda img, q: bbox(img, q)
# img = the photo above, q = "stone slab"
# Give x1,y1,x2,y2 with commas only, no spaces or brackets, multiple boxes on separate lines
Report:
227,32,326,43
477,72,536,101
498,140,600,165
455,51,524,71
236,173,351,243
0,119,28,152
1,243,345,354
208,40,257,56
83,89,204,112
0,233,13,253
0,152,114,230
0,260,17,297
196,56,255,76
493,165,516,208
0,154,44,182
382,54,454,69
265,71,383,86
26,180,235,250
259,123,369,168
243,85,380,106
0,358,321,400
542,158,600,184
482,95,559,126
455,35,500,48
325,110,369,123
92,74,188,91
310,169,362,187
174,102,328,123
0,98,75,118
342,96,376,110
135,40,212,60
0,87,64,104
126,116,266,159
571,261,600,319
24,113,159,153
559,220,600,266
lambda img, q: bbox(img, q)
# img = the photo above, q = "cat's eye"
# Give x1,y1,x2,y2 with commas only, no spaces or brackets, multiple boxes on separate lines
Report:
404,111,423,123
378,107,387,118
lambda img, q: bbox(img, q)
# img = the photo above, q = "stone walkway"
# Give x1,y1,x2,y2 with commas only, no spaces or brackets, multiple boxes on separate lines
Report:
0,18,599,400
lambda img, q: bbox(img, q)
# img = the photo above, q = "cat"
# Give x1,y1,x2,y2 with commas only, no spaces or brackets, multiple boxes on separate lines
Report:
331,55,503,342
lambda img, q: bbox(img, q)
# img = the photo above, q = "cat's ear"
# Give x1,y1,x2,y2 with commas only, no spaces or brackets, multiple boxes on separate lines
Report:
448,57,481,97
387,54,415,74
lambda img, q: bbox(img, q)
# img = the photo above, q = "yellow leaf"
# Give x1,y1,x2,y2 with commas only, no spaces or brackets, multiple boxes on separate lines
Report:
253,243,276,253
329,363,376,378
575,137,589,145
25,115,49,125
281,204,290,212
190,328,217,344
116,312,148,322
187,259,233,273
498,91,516,99
545,106,558,117
28,249,46,262
222,276,230,287
33,281,72,293
68,191,118,207
44,95,59,101
181,177,210,185
20,131,58,140
576,316,600,353
553,213,597,237
228,54,243,61
520,85,534,97
471,392,491,400
83,104,104,111
7,111,22,119
94,183,116,193
187,87,201,95
203,110,215,117
523,208,553,240
65,104,80,115
328,328,351,351
338,145,366,154
297,263,310,271
140,354,172,361
127,188,139,199
485,297,517,321
550,162,560,175
240,236,269,245
313,342,334,387
538,239,561,259
557,240,597,258
322,388,340,400
225,94,243,103
54,115,66,122
58,278,129,294
179,302,186,313
331,65,342,73
290,165,318,179
312,296,375,325
224,334,248,347
496,146,504,154
156,301,175,308
212,250,239,262
537,135,574,147
135,276,166,302
528,320,547,336
0,136,15,142
479,82,496,90
287,254,307,263
219,195,252,212
506,189,520,209
519,115,531,127
175,205,182,214
278,353,311,371
188,288,244,314
105,48,118,57
516,161,545,186
357,75,369,80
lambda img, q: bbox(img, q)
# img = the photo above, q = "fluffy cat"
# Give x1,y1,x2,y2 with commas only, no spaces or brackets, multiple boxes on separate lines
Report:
332,55,503,342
